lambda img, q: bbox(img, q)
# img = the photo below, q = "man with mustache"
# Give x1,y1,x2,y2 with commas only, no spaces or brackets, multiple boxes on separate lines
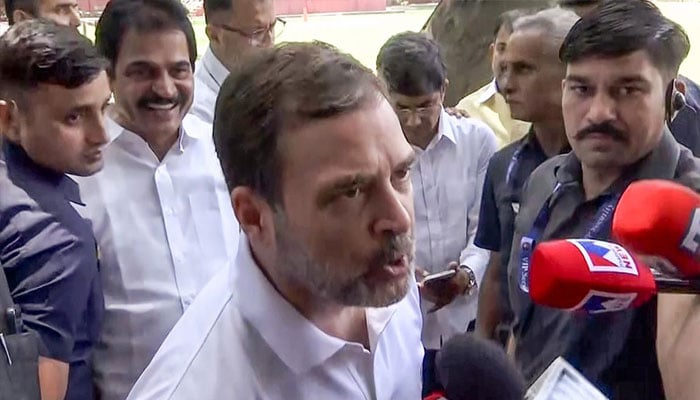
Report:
474,8,578,346
126,42,424,400
0,20,109,400
559,0,700,157
505,1,699,398
74,0,240,399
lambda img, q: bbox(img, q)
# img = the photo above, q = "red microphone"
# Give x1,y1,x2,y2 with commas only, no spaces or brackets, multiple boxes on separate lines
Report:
529,239,656,313
529,239,700,313
612,179,700,278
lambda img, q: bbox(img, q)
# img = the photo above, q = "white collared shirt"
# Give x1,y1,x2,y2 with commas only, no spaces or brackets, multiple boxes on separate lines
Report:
75,115,240,400
190,47,229,124
413,109,497,349
127,235,424,400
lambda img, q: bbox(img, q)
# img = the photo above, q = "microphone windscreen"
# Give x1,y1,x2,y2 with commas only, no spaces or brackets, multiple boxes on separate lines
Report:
613,179,700,277
436,334,525,400
530,239,656,313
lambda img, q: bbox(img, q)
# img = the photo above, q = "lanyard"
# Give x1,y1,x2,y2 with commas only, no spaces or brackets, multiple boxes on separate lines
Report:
505,142,526,189
518,184,620,293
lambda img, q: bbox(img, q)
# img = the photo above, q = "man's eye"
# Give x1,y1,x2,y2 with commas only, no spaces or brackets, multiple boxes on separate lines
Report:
343,186,361,198
571,85,589,95
395,167,411,180
65,113,81,124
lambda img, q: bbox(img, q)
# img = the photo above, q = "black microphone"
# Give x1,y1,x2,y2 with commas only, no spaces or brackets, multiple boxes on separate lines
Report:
435,334,526,400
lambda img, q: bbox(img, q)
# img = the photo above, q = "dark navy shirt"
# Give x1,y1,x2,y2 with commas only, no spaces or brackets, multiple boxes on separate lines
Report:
670,75,700,156
474,130,549,315
0,141,103,400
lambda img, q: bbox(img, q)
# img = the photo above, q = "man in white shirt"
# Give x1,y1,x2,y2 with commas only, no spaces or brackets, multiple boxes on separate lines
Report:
376,31,497,396
127,42,424,400
190,0,277,124
75,1,240,399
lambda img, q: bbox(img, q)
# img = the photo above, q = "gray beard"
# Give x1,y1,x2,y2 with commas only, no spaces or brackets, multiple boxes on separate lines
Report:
273,212,413,308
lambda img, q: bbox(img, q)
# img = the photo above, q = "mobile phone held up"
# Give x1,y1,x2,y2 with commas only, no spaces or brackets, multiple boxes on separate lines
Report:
422,269,457,286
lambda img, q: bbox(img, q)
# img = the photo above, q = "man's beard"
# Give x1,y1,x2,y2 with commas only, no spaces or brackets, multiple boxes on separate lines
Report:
273,212,414,308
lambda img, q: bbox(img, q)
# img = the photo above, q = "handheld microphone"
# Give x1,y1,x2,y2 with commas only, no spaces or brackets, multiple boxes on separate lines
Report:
529,239,700,314
435,334,526,400
612,179,700,278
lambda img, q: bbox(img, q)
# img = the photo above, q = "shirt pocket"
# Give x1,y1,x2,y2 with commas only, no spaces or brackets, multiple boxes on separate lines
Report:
187,190,236,263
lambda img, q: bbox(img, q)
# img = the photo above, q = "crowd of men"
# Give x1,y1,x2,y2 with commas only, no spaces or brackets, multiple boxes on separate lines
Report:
0,0,699,399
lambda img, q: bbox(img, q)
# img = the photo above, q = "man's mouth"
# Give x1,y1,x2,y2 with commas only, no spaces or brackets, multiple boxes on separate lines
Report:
144,101,177,111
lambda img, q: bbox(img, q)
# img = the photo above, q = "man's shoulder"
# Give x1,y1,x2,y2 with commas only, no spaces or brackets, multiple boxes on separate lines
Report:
126,263,241,400
446,113,497,149
674,147,700,190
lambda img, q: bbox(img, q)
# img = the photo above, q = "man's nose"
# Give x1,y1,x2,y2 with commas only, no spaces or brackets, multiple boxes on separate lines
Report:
152,74,178,99
586,92,617,124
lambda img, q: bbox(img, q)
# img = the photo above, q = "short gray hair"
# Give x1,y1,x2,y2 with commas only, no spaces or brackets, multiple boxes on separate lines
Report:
513,7,580,48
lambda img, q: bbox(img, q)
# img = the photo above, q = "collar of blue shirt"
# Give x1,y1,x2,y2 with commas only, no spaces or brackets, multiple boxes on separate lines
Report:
2,140,83,205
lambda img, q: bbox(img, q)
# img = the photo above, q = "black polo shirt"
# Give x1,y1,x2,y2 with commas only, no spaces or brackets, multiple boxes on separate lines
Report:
474,130,556,314
507,129,700,400
0,141,103,400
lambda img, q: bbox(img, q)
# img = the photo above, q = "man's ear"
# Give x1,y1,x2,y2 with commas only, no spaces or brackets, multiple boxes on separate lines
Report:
205,24,219,45
440,79,449,103
488,42,495,63
12,9,34,24
231,186,276,247
0,100,22,143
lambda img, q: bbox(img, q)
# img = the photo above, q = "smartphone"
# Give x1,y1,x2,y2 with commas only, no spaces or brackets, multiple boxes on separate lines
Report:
422,269,457,286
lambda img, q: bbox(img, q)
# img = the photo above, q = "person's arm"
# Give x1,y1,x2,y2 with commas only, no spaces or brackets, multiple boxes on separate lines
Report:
475,251,503,339
657,294,700,400
2,214,97,400
458,129,498,292
38,357,69,400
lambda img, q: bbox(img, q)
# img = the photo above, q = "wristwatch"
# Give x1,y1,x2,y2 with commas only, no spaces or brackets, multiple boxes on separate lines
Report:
459,265,477,295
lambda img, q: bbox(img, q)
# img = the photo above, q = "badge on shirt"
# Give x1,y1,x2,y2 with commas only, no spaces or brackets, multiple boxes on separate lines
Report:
519,236,534,293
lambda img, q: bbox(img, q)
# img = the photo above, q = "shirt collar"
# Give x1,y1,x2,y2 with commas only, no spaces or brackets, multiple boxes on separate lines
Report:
2,140,83,205
106,114,204,152
477,79,498,104
554,127,680,193
232,235,400,375
202,46,230,89
520,127,570,157
435,108,457,145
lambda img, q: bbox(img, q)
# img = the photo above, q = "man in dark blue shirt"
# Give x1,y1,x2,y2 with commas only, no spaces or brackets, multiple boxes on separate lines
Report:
0,20,110,400
473,8,577,345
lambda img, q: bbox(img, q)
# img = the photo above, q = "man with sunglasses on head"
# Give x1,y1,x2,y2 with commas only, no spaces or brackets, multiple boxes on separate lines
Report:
191,0,280,124
376,31,497,396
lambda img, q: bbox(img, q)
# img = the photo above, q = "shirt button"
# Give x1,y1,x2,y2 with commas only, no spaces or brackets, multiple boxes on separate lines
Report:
164,207,175,216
